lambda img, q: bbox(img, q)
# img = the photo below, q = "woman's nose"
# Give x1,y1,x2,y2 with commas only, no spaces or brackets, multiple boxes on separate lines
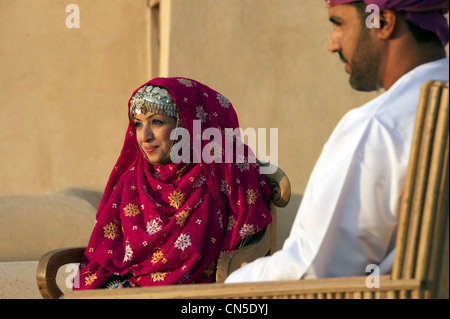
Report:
141,124,154,142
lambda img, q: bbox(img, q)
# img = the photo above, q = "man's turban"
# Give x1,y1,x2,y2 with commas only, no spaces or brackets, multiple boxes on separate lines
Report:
324,0,449,46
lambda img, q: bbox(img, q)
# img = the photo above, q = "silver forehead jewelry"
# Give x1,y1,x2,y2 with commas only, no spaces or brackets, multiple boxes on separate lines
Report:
130,85,179,120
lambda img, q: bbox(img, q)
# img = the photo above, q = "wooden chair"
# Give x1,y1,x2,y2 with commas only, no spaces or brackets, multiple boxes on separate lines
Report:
55,80,448,299
36,163,291,299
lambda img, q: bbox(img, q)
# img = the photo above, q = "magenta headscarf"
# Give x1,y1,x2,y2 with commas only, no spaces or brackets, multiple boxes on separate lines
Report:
325,0,449,46
73,77,272,289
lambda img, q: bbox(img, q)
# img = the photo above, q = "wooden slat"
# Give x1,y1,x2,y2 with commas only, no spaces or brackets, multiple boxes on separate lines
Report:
425,84,449,299
416,83,449,296
62,275,421,299
402,82,442,279
392,81,433,279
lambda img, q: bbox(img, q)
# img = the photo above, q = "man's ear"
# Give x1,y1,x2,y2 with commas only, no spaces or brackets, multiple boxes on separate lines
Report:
377,9,397,40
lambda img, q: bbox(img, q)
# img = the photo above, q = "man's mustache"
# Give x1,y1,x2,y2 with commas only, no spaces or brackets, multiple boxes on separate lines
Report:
338,51,348,64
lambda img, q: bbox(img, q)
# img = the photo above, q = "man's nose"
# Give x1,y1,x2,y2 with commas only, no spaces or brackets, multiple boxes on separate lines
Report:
328,30,341,53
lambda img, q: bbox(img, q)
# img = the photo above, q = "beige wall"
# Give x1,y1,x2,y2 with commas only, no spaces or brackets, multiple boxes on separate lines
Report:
0,0,150,195
1,0,447,212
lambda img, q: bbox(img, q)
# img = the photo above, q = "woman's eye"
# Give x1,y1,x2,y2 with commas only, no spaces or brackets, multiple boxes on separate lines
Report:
152,119,163,125
133,122,142,128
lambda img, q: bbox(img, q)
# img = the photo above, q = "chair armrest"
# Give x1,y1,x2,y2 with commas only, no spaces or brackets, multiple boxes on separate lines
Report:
36,247,85,299
215,223,272,283
260,161,291,208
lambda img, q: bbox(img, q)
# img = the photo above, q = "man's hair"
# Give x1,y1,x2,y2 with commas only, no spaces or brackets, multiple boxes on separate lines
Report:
405,20,441,44
351,2,441,44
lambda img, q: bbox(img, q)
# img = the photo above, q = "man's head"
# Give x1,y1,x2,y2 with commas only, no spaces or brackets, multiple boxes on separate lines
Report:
328,3,383,91
325,1,449,46
326,0,449,91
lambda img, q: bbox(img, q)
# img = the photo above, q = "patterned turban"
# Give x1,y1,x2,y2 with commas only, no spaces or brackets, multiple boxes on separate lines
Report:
324,0,449,46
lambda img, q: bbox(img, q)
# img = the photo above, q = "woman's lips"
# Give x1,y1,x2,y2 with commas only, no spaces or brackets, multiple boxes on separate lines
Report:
144,146,158,154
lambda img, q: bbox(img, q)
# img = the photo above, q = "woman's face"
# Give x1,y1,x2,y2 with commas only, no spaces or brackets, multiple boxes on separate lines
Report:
132,111,177,164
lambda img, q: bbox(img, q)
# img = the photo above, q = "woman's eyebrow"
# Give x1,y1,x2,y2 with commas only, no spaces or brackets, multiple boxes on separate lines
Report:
133,114,158,122
146,114,158,120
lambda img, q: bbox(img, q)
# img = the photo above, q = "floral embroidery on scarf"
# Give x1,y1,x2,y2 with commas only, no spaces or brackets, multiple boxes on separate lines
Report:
245,189,258,205
217,209,224,230
151,271,169,282
174,233,192,251
123,243,134,262
193,174,206,189
103,220,120,240
168,190,186,209
239,224,256,239
196,105,210,123
178,78,195,87
227,215,237,231
151,248,165,265
203,260,216,277
82,269,97,286
221,179,232,195
236,155,250,172
123,203,142,217
217,93,231,108
146,217,163,235
176,206,192,227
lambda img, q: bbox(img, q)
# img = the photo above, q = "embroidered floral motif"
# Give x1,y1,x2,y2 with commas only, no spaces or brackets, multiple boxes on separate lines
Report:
178,78,195,87
146,217,163,235
84,273,97,286
217,209,224,230
236,155,250,172
217,93,231,108
193,174,206,189
168,190,186,209
151,249,164,265
221,179,232,195
203,260,217,277
245,189,258,205
103,220,120,240
227,215,237,231
196,105,210,123
174,233,192,251
123,243,134,262
123,203,142,217
239,224,256,239
151,271,169,282
179,271,191,283
176,206,192,227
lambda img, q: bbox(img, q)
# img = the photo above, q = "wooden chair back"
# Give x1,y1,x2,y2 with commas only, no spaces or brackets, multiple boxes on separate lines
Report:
392,80,449,299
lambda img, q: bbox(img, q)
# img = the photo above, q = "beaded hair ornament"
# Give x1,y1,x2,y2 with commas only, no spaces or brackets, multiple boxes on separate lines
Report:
130,85,180,123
